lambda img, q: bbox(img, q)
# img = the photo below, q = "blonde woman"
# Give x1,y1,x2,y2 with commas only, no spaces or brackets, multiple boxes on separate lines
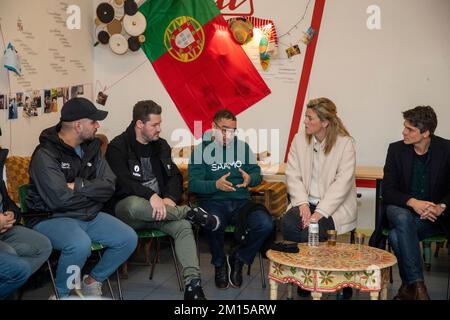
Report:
283,97,357,242
283,98,357,297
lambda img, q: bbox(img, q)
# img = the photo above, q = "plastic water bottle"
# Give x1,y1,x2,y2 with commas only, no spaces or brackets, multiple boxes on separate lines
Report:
308,218,319,247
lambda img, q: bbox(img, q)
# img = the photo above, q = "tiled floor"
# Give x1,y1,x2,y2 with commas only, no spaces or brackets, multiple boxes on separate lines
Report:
21,233,449,300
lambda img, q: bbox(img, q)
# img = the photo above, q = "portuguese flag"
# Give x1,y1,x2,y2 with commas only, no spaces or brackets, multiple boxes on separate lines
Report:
139,0,271,136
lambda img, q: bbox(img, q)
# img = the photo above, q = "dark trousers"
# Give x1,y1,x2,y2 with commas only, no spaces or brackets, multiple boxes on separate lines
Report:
282,205,335,243
200,199,274,267
386,205,446,284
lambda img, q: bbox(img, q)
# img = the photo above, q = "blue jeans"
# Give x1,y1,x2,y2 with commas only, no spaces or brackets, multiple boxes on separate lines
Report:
0,226,52,300
200,199,274,266
0,250,31,300
386,205,445,284
0,225,52,274
33,212,137,297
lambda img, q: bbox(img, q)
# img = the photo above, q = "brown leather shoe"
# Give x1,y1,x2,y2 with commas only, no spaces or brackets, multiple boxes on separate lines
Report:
393,283,415,300
413,281,430,300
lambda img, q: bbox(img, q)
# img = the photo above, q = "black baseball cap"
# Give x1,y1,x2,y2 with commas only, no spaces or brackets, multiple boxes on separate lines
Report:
60,97,108,122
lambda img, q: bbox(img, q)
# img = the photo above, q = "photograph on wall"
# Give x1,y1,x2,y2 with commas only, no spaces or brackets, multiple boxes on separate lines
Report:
8,96,18,119
286,45,301,58
96,91,108,106
23,91,38,118
44,90,51,113
71,84,84,98
32,90,42,109
51,88,58,113
16,92,24,108
62,87,69,104
0,94,6,109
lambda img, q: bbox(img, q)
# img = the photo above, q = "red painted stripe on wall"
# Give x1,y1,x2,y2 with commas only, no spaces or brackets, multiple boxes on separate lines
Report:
356,179,377,189
284,0,326,162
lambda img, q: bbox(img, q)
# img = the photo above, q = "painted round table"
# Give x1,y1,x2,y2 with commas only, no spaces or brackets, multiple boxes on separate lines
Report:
267,242,397,300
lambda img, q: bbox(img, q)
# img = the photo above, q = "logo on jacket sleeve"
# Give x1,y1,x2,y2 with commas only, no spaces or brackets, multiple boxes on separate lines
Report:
61,162,71,169
132,165,141,177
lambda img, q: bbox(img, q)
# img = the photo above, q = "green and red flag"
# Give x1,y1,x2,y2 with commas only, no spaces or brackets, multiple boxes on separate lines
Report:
139,0,270,136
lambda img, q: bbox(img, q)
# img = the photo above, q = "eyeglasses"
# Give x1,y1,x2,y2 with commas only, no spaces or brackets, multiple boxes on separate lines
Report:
214,121,237,135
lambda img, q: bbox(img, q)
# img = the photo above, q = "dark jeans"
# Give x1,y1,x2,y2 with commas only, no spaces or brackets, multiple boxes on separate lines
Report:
199,199,274,266
282,205,335,243
386,205,446,284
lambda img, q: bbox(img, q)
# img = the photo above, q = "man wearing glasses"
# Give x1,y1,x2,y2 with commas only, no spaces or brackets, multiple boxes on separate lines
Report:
188,109,274,289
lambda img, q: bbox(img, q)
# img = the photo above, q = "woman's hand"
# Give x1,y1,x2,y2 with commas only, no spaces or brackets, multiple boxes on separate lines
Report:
299,204,311,229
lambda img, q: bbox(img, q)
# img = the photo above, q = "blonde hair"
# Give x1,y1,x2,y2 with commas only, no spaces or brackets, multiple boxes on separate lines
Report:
306,97,350,154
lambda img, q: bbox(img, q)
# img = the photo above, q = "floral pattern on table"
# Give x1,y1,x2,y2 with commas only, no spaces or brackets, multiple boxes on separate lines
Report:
267,243,397,293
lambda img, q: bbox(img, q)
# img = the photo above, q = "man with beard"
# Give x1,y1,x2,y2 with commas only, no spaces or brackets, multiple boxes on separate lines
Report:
26,97,137,299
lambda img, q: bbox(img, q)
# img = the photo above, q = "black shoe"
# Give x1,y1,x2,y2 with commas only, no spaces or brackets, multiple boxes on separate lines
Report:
227,254,244,288
184,278,206,300
215,263,229,289
186,207,220,231
297,286,311,297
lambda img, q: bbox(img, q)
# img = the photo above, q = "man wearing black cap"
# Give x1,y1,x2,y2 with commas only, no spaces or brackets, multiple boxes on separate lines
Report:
26,97,137,299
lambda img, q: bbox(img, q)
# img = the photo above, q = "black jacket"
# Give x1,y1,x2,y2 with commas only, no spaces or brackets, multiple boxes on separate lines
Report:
26,124,116,227
370,135,450,247
0,148,21,221
105,122,183,211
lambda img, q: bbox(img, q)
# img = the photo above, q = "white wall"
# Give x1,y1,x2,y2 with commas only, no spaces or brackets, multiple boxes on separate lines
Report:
310,0,450,166
0,0,94,155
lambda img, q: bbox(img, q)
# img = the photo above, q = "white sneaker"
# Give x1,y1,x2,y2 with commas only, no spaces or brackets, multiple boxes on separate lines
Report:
81,275,103,297
48,294,58,300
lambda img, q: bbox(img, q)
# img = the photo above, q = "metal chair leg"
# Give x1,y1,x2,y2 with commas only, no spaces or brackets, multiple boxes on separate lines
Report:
97,251,115,300
169,237,184,292
435,242,442,257
447,259,450,300
259,252,266,289
149,238,158,280
47,260,59,300
386,240,394,283
116,269,123,300
422,241,432,271
194,225,200,266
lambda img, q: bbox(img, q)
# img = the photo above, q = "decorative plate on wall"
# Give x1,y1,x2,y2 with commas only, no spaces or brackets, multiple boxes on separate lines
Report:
94,0,146,55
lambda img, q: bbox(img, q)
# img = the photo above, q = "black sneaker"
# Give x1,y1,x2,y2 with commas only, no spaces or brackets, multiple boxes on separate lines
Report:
215,263,229,289
227,253,244,288
184,278,206,300
186,207,220,231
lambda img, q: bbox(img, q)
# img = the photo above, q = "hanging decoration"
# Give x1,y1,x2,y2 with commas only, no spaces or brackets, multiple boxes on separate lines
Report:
285,44,301,58
277,0,316,59
94,0,147,55
3,42,21,76
228,16,278,71
228,17,253,45
301,26,316,45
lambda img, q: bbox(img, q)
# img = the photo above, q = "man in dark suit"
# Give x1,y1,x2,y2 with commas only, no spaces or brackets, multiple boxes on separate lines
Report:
382,106,450,300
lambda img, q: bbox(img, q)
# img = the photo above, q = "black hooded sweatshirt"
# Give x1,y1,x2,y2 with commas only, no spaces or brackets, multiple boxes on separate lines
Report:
26,124,116,227
105,122,183,212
